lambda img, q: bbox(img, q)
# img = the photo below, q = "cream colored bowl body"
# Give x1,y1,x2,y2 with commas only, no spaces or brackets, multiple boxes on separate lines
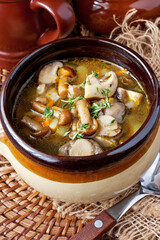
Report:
0,126,159,203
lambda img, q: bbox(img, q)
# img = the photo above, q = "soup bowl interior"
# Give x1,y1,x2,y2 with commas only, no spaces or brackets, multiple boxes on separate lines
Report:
0,37,159,202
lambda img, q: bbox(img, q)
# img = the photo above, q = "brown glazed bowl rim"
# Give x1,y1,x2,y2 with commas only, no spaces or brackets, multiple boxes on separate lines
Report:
0,37,160,173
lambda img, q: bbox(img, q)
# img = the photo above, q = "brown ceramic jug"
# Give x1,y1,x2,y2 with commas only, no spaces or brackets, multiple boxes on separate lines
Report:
73,0,160,35
0,0,75,70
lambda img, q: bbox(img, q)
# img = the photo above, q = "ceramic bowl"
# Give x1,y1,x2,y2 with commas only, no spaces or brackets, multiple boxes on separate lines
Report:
0,37,159,203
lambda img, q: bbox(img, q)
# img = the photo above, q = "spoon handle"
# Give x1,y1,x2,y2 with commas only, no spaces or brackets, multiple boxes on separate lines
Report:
70,210,116,240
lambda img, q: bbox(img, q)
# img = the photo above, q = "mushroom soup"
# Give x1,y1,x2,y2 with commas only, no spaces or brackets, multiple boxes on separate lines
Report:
13,58,151,156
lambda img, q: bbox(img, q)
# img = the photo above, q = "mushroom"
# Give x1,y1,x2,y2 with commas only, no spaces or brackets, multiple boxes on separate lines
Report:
37,83,46,95
70,106,78,118
84,74,103,100
58,66,76,98
59,139,103,156
100,71,118,97
32,101,71,126
84,71,118,100
58,76,69,98
32,101,46,114
68,85,84,98
97,115,121,137
35,96,48,105
76,99,98,135
76,99,92,125
94,136,117,148
117,87,143,109
58,109,72,126
38,61,63,84
104,102,126,123
58,66,76,78
21,115,43,131
31,126,51,138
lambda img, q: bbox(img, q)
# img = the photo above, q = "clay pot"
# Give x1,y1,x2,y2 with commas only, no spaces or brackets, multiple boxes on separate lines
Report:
0,0,75,70
0,37,160,203
73,0,160,35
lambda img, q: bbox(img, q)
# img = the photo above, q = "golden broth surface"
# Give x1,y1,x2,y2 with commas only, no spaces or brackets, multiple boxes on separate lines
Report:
13,58,151,156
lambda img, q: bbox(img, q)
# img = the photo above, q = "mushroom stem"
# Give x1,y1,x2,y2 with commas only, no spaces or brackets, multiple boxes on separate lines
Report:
76,99,92,125
76,99,98,135
58,76,69,98
22,115,43,131
58,66,76,98
32,101,46,114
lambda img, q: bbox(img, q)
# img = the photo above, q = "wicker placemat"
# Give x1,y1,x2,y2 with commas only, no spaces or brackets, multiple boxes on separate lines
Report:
0,9,160,240
0,155,84,240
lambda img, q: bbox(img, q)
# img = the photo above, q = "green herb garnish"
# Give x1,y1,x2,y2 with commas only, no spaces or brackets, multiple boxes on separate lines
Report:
90,97,111,119
64,130,71,136
90,102,104,119
62,96,85,110
72,132,84,140
43,106,55,120
92,71,99,78
62,97,75,110
76,96,85,101
79,80,86,89
80,123,90,131
107,119,116,126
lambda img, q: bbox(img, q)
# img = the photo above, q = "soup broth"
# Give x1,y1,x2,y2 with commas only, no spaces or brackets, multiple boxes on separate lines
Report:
13,57,151,156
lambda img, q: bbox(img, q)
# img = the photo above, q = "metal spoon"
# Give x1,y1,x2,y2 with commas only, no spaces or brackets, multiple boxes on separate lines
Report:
70,152,160,240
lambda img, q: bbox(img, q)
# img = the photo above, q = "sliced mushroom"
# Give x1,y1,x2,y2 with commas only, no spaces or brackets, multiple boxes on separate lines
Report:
89,139,104,155
100,71,118,96
37,84,46,95
117,87,143,109
84,74,103,100
35,96,48,105
59,139,103,156
25,110,43,118
70,139,94,156
38,61,63,84
97,115,121,137
68,85,84,98
22,116,43,131
31,126,51,138
104,102,126,123
84,71,118,100
59,141,74,156
94,136,117,148
76,99,98,135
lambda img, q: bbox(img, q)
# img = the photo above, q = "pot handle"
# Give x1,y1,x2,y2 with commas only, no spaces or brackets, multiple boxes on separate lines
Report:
30,0,76,46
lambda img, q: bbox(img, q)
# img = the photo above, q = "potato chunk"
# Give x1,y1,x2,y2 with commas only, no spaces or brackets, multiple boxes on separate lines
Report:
45,88,60,104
